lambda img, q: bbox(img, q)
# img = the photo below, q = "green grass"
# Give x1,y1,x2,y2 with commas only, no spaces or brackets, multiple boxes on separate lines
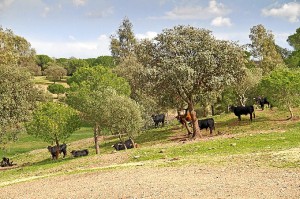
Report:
1,107,300,187
131,129,300,162
0,127,93,157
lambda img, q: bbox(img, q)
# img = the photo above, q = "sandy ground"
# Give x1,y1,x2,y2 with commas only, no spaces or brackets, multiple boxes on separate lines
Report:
1,163,300,199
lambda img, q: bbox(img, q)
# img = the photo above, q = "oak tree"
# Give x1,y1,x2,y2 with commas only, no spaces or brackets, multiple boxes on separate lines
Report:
137,25,246,138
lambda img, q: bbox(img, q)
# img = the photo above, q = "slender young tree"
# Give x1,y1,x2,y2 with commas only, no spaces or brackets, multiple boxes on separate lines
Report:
249,24,284,75
66,66,141,154
25,102,81,158
110,17,137,64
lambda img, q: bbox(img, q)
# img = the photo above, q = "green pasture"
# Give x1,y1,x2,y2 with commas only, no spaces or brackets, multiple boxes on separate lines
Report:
1,106,300,187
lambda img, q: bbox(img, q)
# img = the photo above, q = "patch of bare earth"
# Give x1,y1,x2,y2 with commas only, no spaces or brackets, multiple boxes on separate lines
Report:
1,164,300,199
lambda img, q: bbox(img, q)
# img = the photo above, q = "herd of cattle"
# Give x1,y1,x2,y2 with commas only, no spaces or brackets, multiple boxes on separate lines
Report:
46,97,270,160
152,96,271,134
47,144,89,160
47,138,137,160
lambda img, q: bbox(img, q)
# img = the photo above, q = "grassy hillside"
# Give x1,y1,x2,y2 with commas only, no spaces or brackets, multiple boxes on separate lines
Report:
1,106,300,187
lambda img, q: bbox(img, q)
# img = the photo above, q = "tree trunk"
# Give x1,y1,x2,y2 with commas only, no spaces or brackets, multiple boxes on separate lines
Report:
288,105,293,120
94,123,100,154
211,105,215,116
188,103,202,139
239,94,247,106
55,138,60,160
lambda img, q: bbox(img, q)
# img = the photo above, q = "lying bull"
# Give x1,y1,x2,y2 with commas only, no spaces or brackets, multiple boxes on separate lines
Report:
47,143,67,160
112,138,137,151
1,157,15,167
70,149,89,157
198,118,215,135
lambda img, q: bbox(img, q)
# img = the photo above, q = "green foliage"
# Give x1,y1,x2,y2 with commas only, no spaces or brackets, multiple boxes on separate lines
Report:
110,17,137,64
67,65,137,153
67,65,131,96
85,56,116,68
68,89,143,136
25,102,81,144
285,50,300,68
287,27,300,51
233,67,263,105
0,27,40,75
47,83,66,94
249,24,284,75
0,65,40,149
36,55,53,71
258,68,300,117
43,63,67,82
139,25,246,107
65,58,89,76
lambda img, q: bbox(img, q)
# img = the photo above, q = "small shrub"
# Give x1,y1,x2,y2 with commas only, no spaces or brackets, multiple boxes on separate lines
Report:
47,83,65,94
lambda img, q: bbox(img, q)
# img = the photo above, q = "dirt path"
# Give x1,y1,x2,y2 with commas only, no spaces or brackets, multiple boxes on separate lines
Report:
1,164,300,199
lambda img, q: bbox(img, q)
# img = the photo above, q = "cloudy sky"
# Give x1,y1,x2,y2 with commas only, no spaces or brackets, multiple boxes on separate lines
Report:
1,0,299,58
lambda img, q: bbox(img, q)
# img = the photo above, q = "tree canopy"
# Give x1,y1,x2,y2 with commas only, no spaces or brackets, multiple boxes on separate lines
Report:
258,68,300,119
248,24,284,75
25,102,81,147
0,65,40,149
110,17,137,64
287,27,300,51
66,65,138,154
137,25,246,138
0,27,39,75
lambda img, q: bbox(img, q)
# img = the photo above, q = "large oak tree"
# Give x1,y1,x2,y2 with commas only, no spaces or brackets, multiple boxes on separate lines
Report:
137,25,246,138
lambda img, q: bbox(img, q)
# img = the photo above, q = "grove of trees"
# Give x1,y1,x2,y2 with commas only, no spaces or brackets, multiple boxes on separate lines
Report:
1,19,300,153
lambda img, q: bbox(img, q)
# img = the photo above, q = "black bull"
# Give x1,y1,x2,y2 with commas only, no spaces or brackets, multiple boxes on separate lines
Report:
151,114,165,127
71,149,89,157
47,144,67,159
112,138,137,151
198,118,215,135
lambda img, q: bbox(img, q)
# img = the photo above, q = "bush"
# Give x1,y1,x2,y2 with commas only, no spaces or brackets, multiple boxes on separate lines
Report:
47,83,65,94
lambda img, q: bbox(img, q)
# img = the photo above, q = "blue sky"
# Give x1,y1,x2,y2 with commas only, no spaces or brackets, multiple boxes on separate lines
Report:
1,0,299,58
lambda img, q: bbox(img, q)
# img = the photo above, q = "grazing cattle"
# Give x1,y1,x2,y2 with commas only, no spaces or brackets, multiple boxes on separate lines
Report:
255,96,270,110
47,144,67,160
230,105,255,121
112,138,137,151
151,114,165,127
198,118,215,135
70,149,89,157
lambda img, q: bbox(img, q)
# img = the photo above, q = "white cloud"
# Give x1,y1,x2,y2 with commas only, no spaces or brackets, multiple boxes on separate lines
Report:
42,6,50,17
73,0,87,7
30,35,111,58
136,31,157,40
0,0,14,11
160,0,230,20
211,17,232,27
86,6,114,18
262,2,300,23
